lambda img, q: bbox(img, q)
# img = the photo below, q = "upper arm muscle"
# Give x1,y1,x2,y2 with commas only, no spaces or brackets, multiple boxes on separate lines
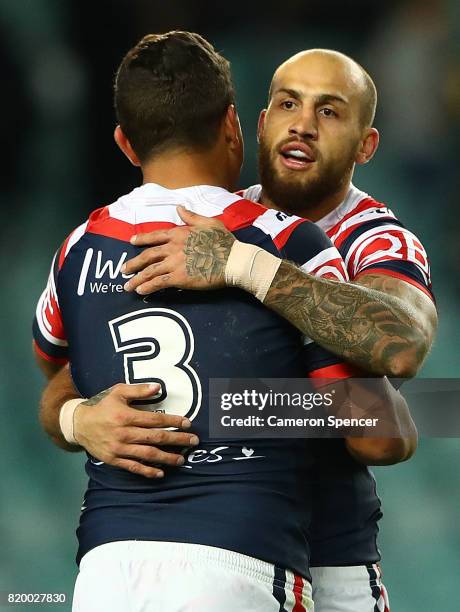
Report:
354,273,437,349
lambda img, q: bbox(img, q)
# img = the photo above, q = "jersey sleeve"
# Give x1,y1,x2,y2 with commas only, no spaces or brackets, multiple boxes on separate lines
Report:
33,247,69,364
251,209,356,378
277,216,349,281
32,220,89,363
338,219,434,300
302,341,359,380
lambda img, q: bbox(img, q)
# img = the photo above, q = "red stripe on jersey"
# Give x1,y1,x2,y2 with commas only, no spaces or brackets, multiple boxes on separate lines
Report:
273,218,305,250
308,257,348,282
86,206,177,241
292,575,306,612
33,340,68,365
354,268,434,301
38,279,67,342
346,232,399,278
89,218,177,241
43,311,66,342
215,198,268,231
382,586,390,612
309,363,360,379
48,300,66,341
414,241,425,265
59,233,74,270
326,197,388,245
85,199,266,242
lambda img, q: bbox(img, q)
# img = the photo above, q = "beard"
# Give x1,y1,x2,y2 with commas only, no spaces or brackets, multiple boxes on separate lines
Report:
258,137,357,215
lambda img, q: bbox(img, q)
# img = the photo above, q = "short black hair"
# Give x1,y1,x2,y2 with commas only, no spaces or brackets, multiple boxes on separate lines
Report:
114,31,235,162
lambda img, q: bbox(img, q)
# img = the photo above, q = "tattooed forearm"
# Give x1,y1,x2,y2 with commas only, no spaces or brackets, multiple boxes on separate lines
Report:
264,262,433,377
184,229,234,284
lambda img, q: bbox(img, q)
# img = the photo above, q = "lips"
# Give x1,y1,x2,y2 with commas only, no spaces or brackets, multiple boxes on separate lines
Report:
279,141,316,170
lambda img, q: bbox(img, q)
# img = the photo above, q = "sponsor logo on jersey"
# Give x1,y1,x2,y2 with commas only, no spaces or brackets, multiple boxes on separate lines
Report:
77,248,134,296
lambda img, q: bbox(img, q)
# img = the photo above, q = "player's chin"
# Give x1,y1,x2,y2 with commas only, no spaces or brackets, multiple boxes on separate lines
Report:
276,164,318,190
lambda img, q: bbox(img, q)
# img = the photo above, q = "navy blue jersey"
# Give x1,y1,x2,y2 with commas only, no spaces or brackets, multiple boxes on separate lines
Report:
307,440,383,566
34,183,352,579
243,183,435,567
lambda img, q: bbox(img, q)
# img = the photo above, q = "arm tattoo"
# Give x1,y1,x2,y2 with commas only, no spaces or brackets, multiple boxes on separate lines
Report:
265,262,429,376
81,388,112,406
184,229,234,283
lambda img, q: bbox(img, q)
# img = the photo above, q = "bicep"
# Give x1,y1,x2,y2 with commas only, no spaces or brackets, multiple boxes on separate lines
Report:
354,272,438,346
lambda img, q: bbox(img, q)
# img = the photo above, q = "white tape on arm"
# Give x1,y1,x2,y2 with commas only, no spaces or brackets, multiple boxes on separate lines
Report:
225,241,281,302
59,398,85,445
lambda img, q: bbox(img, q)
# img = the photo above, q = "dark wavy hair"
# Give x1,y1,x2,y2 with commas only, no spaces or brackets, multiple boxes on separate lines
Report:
114,31,235,162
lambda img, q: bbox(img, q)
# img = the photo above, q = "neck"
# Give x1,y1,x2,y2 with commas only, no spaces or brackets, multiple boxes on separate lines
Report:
259,180,352,222
141,147,235,192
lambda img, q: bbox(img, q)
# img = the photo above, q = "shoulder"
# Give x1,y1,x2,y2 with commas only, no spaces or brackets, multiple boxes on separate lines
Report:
249,207,336,259
55,201,120,272
328,191,400,247
330,189,433,297
55,219,91,272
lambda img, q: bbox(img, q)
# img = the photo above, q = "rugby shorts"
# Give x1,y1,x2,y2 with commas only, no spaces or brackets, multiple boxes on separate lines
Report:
73,540,313,611
311,564,389,612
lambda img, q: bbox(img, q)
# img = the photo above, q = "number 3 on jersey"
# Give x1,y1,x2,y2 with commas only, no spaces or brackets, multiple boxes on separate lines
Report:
109,308,202,422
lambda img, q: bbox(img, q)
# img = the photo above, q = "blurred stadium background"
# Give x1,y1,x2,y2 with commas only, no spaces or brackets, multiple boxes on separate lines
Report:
1,0,459,609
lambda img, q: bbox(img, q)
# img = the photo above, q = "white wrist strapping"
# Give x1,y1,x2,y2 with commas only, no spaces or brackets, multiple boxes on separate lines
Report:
224,241,282,302
59,398,85,445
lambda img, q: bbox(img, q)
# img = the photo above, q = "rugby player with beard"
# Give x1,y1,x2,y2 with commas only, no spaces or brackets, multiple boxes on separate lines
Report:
39,49,435,611
119,49,437,611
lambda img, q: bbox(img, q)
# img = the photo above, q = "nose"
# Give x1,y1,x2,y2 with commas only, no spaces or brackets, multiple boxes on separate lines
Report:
288,109,318,140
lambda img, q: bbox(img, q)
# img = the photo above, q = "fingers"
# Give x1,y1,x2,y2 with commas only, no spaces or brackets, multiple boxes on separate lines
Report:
122,407,195,432
130,273,178,295
110,382,160,401
177,205,224,229
124,260,174,293
129,225,191,250
122,426,199,448
177,206,203,225
112,457,165,479
119,443,188,467
130,230,171,247
123,245,170,275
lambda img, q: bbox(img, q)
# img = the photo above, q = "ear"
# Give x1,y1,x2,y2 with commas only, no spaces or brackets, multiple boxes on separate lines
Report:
223,104,243,150
114,125,141,166
257,109,267,144
355,127,379,165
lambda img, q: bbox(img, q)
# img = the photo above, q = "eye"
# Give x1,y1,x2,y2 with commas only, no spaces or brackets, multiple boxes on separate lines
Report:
319,107,337,117
280,100,297,110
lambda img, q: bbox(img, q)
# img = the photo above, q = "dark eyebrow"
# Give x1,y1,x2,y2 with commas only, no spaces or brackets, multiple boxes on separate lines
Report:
272,89,349,106
273,88,303,100
315,93,348,106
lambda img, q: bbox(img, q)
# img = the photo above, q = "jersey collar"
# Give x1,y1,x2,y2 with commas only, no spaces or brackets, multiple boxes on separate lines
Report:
114,183,243,214
244,183,369,232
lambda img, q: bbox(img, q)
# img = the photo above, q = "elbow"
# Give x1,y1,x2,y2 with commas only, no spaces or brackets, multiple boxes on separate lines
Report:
373,437,417,465
385,346,426,379
346,436,418,466
389,320,438,377
387,360,417,379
